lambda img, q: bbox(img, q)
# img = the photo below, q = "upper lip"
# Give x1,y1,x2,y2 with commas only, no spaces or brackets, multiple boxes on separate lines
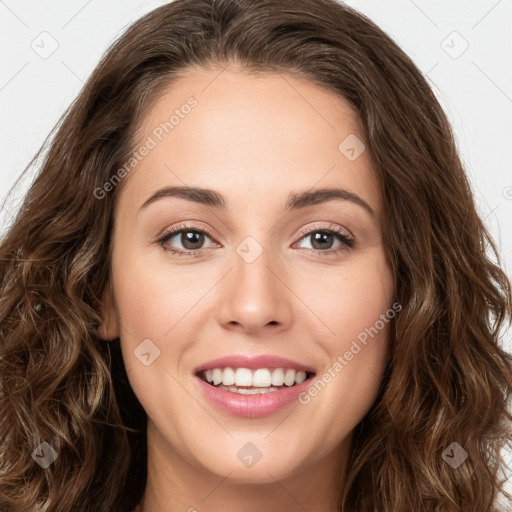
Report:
194,354,316,374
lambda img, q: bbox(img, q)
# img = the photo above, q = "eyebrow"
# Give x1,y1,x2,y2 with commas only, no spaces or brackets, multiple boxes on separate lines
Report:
139,186,375,216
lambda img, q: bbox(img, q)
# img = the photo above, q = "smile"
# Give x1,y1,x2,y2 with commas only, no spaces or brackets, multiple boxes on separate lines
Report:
194,364,316,418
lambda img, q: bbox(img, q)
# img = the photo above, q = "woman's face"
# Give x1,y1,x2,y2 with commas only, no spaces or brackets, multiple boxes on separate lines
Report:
101,65,395,488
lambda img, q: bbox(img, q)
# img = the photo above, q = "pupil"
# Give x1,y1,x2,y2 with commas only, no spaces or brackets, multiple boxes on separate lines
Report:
182,231,204,250
312,232,333,250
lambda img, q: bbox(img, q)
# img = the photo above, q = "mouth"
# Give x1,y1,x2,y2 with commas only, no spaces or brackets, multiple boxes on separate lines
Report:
192,354,317,417
196,367,317,395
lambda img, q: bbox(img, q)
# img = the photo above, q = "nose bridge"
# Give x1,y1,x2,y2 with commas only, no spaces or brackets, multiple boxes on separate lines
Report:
216,234,293,331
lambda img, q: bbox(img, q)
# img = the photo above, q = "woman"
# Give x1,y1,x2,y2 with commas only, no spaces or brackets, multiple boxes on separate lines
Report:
0,0,511,510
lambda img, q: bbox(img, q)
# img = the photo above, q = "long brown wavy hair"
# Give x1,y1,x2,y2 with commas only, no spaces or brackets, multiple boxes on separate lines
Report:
1,0,511,510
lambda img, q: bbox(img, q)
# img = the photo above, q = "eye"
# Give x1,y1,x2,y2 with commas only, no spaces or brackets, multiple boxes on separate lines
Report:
157,222,218,257
294,223,354,255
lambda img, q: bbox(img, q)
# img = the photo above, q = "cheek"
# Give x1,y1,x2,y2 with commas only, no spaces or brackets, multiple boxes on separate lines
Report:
109,248,178,386
110,244,212,407
296,248,395,342
301,310,392,445
111,246,189,340
296,250,394,425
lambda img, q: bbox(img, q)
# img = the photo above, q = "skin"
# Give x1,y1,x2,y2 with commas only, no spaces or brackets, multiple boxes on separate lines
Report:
100,63,395,512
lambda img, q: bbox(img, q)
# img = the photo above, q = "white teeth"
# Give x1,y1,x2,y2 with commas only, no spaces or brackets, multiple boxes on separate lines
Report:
295,370,307,384
201,367,310,388
234,368,253,386
252,369,272,387
271,368,285,386
284,369,296,386
222,367,236,386
212,368,223,386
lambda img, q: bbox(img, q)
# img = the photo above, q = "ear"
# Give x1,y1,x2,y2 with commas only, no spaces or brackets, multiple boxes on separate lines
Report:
98,280,120,340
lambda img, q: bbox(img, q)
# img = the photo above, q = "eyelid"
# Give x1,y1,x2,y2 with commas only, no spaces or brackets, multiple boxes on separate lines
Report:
294,221,353,241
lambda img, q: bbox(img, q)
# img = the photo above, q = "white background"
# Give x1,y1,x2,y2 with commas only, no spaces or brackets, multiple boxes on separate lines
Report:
1,0,511,494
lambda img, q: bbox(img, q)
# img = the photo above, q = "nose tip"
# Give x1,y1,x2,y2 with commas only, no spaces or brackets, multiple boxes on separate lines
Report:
215,253,293,334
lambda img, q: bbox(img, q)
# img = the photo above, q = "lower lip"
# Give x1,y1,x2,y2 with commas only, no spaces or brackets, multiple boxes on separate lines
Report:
194,375,313,418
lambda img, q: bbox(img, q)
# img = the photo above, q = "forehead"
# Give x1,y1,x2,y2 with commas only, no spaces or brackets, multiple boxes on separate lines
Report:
122,66,382,218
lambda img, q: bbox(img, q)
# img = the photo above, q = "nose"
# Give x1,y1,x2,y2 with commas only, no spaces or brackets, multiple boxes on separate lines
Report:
215,244,293,335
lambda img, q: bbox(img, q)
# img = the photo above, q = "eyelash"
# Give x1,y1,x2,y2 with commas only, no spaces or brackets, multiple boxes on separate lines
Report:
156,221,355,258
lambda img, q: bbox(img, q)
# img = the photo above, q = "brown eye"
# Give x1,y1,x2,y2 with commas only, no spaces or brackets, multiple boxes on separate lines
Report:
161,230,210,250
296,229,354,253
174,231,205,250
157,224,218,256
309,232,336,250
